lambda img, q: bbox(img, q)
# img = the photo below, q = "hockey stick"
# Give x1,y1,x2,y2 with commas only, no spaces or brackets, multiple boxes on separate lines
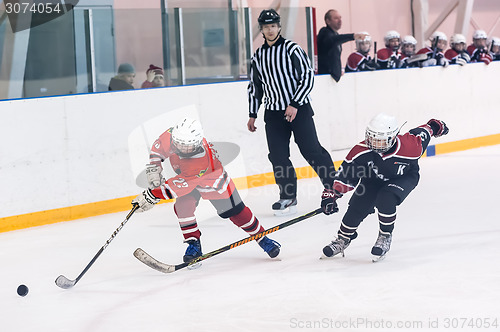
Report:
431,36,439,59
55,204,139,289
134,207,324,274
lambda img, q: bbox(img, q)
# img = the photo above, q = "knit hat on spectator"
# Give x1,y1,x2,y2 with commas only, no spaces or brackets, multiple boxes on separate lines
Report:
148,64,164,76
118,63,135,74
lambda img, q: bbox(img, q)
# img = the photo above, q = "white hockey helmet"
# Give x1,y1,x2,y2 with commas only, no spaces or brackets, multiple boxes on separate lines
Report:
401,35,417,55
384,30,401,46
450,33,467,45
430,31,448,43
401,35,417,46
473,29,488,40
365,113,400,153
488,36,500,48
171,117,204,155
355,32,372,52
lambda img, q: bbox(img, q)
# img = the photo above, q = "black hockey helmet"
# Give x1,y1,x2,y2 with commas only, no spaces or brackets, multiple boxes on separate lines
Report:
258,9,280,26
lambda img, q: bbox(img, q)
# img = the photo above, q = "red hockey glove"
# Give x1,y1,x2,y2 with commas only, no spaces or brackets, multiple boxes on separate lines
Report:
427,119,449,137
321,189,341,215
480,53,493,65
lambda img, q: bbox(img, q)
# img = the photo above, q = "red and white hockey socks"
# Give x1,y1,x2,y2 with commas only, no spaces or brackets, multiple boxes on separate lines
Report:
229,206,265,237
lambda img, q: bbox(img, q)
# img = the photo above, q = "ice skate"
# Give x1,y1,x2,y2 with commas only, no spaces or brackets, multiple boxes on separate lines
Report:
184,239,203,269
322,236,351,258
272,198,297,216
258,236,281,258
371,232,392,262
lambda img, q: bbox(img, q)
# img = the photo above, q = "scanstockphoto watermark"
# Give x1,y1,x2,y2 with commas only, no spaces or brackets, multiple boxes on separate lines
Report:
290,318,425,330
289,317,499,329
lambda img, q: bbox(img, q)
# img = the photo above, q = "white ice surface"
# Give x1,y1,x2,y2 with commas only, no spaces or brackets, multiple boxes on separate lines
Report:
1,145,500,332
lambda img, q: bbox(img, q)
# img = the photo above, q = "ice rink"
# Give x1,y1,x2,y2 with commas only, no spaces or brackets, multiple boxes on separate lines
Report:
1,145,499,332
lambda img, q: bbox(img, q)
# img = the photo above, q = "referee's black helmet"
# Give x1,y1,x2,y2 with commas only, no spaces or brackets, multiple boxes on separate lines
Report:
258,9,280,26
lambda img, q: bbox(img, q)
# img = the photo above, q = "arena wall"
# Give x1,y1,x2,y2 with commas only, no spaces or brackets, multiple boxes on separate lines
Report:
1,63,499,232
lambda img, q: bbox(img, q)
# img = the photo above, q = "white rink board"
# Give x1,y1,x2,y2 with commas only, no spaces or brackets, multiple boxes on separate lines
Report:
0,62,499,217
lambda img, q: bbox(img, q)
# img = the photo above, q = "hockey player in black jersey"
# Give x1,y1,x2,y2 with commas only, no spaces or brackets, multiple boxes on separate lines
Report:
320,113,449,261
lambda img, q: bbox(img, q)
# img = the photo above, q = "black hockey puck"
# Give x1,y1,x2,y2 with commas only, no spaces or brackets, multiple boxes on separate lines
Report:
17,284,29,297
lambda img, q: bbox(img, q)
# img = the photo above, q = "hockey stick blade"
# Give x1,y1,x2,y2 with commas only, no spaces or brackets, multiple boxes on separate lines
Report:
134,208,324,274
55,275,77,289
55,205,138,289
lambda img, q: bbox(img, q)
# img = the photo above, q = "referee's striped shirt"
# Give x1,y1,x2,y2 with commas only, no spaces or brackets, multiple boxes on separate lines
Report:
248,36,314,118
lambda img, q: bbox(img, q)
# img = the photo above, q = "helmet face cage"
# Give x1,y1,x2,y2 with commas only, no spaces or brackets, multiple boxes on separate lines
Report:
401,36,417,56
171,119,204,156
431,31,448,50
172,138,200,155
473,30,488,48
364,114,399,153
450,34,467,51
355,33,371,53
384,30,400,48
401,43,415,56
365,129,397,153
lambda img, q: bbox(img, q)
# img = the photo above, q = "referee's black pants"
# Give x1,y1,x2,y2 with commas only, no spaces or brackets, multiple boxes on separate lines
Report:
264,103,335,199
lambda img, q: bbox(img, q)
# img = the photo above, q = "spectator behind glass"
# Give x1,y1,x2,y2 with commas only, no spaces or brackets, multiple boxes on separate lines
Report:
141,64,166,89
108,63,135,91
317,9,367,82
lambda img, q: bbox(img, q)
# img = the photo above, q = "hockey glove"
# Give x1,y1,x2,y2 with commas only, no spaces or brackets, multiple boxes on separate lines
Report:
479,53,493,65
427,119,449,137
145,163,164,189
321,189,341,215
456,57,467,66
365,59,380,71
132,189,161,212
460,52,471,63
421,58,437,67
438,57,449,67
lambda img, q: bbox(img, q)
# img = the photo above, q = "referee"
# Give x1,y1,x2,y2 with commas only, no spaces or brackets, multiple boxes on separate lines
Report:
247,9,336,216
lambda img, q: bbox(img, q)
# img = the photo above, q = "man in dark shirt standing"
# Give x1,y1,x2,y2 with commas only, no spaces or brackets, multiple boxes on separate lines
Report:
317,9,366,82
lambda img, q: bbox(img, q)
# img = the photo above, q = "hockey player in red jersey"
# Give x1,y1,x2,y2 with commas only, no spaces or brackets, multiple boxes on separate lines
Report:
132,117,281,262
376,30,401,69
320,113,449,261
445,33,471,66
398,35,427,68
345,32,378,72
417,31,449,67
467,30,493,65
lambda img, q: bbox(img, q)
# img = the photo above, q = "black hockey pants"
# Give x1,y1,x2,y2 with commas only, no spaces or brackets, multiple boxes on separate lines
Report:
339,173,419,240
264,103,335,199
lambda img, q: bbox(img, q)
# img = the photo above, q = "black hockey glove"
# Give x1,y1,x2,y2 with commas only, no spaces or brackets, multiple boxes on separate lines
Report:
321,189,341,215
365,59,380,71
427,119,449,137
